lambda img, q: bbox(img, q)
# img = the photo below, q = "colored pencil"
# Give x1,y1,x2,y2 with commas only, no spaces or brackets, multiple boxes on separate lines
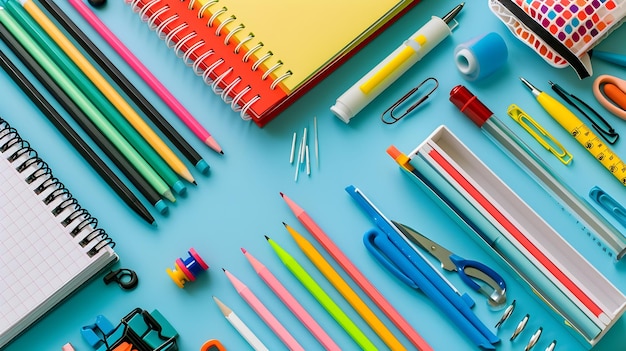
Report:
0,49,155,225
283,222,406,350
64,0,223,155
0,11,175,202
3,0,186,196
222,268,304,351
212,296,269,351
280,192,432,351
265,236,376,350
10,0,195,184
0,30,168,215
37,0,214,172
242,248,340,350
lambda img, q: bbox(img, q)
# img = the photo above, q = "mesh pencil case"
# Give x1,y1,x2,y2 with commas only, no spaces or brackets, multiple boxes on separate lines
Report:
489,0,626,79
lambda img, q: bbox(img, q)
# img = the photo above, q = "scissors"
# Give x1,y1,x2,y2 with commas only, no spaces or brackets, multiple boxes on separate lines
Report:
593,74,626,120
391,220,507,308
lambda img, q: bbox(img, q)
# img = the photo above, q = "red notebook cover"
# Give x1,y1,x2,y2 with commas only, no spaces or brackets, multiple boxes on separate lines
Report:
129,0,420,127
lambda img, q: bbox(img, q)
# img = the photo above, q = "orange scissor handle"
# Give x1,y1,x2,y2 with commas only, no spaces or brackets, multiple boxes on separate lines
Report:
593,74,626,120
200,339,226,351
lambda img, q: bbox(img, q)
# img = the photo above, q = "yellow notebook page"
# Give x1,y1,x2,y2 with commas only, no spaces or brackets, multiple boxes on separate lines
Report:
197,0,413,93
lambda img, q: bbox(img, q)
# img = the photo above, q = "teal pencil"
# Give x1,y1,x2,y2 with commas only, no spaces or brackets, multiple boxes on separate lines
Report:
265,235,377,351
0,8,175,202
2,0,185,196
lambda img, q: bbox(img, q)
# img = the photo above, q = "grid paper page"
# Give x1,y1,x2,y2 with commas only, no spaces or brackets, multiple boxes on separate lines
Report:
0,132,116,348
0,155,93,334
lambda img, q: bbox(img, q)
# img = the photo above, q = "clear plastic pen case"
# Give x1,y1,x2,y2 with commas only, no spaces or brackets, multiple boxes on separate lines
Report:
387,125,626,348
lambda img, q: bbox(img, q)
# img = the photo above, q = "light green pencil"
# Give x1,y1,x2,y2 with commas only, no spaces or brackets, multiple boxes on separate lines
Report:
265,235,377,350
3,0,185,196
0,8,174,202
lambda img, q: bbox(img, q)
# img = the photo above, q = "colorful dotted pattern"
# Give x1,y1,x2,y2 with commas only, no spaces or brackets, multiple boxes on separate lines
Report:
492,0,625,67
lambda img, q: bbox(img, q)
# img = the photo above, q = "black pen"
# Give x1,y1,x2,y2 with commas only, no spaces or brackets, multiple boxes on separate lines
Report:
37,0,211,174
0,26,165,223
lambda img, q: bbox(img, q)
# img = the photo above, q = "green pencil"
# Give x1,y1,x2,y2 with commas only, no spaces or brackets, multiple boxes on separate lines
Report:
265,235,377,350
0,8,174,202
3,0,185,196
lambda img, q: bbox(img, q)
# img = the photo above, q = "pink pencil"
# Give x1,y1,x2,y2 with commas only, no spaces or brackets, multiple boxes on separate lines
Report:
223,268,304,351
280,192,433,351
242,248,340,351
68,0,223,154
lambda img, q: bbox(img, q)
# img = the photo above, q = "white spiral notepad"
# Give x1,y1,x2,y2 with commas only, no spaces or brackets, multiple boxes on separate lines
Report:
0,118,118,348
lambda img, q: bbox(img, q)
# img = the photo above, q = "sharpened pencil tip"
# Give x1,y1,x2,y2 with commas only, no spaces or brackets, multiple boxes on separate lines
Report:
221,267,225,272
279,192,284,197
220,150,224,155
241,247,247,254
163,189,176,202
264,235,270,240
282,221,287,227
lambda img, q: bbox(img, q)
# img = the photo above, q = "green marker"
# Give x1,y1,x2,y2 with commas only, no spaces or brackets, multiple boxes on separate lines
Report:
266,235,377,350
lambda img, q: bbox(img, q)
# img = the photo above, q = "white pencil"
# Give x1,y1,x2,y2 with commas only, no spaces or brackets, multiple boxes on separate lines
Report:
213,296,269,351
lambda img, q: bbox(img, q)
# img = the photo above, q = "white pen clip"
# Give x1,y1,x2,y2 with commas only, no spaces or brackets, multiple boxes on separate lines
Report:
404,38,423,52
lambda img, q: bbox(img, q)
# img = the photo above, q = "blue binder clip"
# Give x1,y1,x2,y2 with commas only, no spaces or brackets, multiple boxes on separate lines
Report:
81,315,115,347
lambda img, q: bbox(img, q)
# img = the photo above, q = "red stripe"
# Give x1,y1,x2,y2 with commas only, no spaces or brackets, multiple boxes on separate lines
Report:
427,148,602,318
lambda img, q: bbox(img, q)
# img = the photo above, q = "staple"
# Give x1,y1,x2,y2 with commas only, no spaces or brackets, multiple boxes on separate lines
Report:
289,132,296,164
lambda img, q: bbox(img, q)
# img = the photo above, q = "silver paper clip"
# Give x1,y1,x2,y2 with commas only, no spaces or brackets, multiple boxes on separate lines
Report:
524,327,543,351
381,77,438,124
495,299,516,328
510,314,530,341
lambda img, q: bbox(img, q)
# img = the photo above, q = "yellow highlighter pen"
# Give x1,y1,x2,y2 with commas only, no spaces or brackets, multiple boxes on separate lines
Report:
520,77,626,185
330,3,464,123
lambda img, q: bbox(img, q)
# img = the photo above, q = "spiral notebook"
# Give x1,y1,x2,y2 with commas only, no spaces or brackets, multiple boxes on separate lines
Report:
126,0,420,126
0,118,118,348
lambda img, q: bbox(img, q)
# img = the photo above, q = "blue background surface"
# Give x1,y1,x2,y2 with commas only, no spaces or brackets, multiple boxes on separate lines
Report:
2,0,626,350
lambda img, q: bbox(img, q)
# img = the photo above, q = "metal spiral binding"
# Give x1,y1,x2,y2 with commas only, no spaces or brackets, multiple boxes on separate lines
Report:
0,118,115,257
156,14,179,40
196,0,218,17
174,31,198,59
224,24,244,45
164,22,188,48
128,0,298,121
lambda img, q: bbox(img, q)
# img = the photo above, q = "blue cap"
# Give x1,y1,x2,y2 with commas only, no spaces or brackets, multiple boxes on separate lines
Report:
195,159,210,175
154,200,169,215
172,181,187,196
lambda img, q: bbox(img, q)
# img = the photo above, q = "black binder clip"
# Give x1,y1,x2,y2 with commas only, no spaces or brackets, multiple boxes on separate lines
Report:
381,77,438,124
82,308,178,351
104,268,139,290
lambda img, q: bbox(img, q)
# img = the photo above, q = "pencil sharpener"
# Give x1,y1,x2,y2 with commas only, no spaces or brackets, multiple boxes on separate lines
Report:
166,247,208,288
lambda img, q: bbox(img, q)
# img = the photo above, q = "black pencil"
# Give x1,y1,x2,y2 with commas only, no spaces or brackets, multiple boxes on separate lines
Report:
0,48,155,225
37,0,210,175
0,23,168,222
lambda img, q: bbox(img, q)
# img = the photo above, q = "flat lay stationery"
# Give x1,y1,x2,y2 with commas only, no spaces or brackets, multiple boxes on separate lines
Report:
2,0,626,350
